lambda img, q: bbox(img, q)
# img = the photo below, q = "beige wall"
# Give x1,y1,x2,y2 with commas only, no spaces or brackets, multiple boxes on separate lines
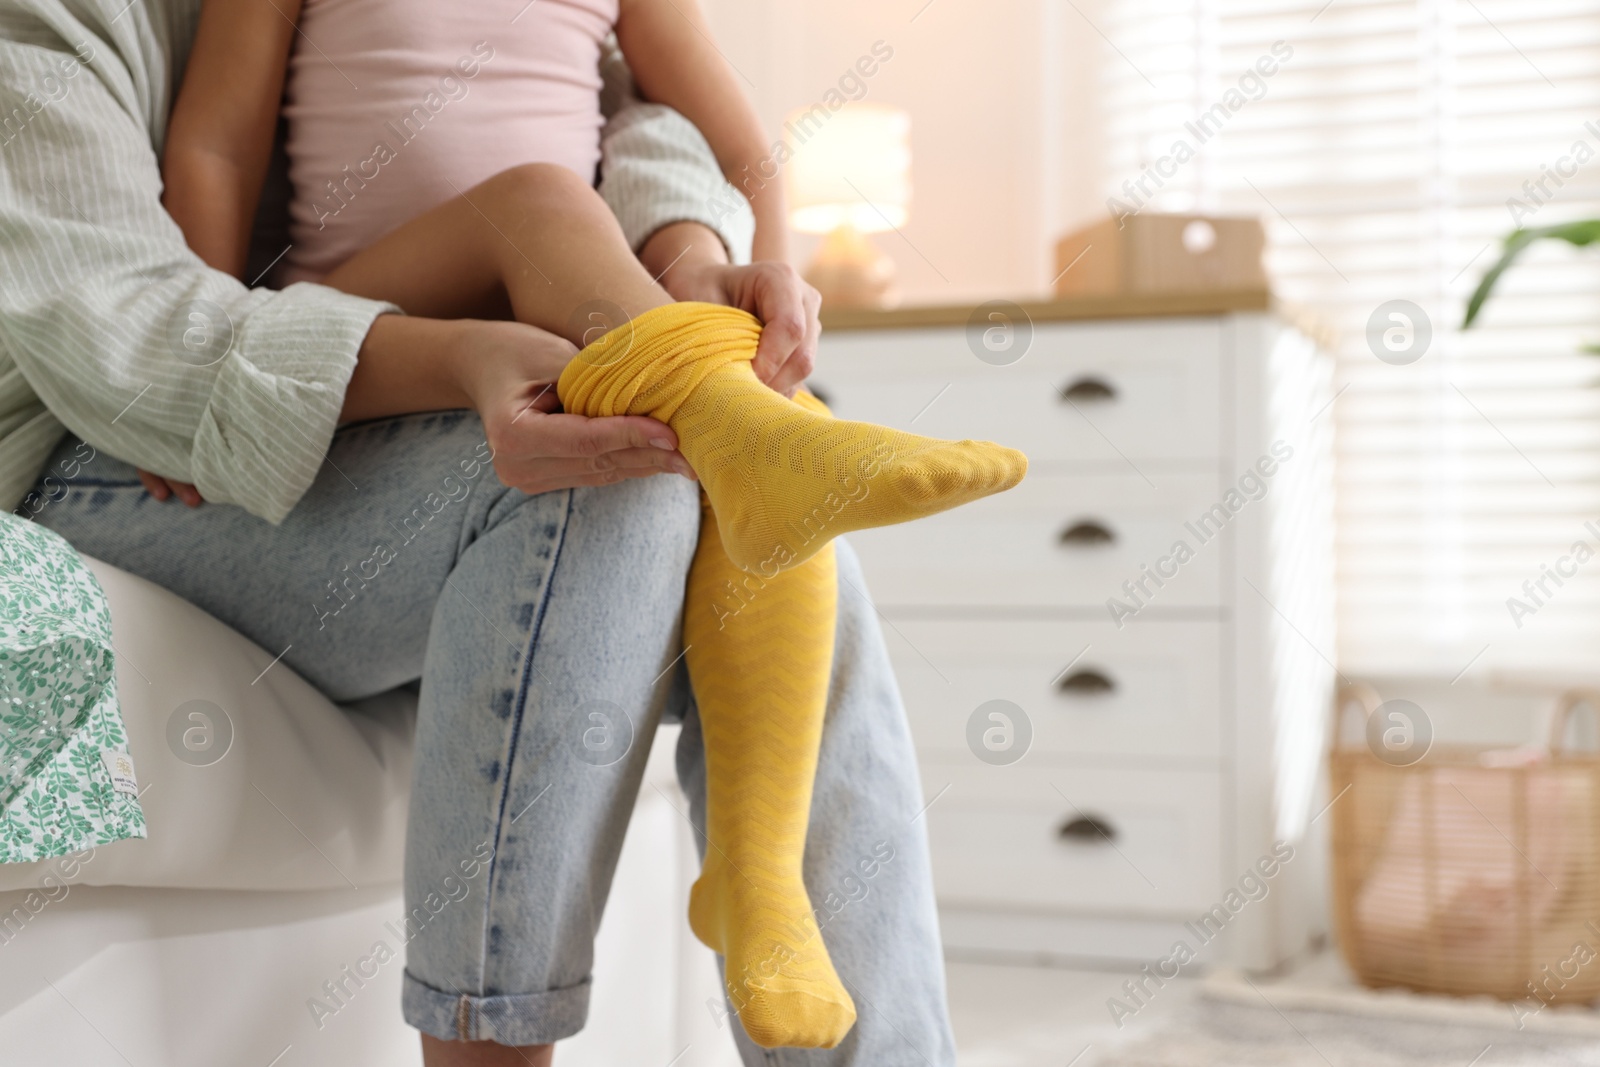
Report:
702,0,1108,305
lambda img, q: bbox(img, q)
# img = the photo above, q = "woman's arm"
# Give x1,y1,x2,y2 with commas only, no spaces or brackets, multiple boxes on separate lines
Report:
614,0,788,263
1,26,392,525
341,316,697,493
161,0,302,276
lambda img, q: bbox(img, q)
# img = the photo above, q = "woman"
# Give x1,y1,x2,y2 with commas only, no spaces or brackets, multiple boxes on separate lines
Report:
0,1,958,1064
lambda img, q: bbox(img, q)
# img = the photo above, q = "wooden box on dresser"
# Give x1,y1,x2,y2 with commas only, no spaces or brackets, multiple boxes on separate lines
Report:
813,290,1337,972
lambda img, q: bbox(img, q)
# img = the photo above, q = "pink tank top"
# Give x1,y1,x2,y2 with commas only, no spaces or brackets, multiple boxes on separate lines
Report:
281,0,617,283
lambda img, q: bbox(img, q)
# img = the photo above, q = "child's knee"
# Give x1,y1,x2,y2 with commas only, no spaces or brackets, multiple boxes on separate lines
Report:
486,161,599,214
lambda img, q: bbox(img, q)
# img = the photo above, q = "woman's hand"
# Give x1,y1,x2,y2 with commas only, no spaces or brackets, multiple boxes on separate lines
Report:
668,259,822,396
641,222,822,397
343,314,693,495
447,319,697,494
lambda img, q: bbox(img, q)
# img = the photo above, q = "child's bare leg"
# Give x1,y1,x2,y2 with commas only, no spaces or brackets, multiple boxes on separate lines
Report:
321,163,670,344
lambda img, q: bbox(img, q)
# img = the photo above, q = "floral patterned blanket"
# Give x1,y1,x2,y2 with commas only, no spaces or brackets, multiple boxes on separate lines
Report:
0,512,144,863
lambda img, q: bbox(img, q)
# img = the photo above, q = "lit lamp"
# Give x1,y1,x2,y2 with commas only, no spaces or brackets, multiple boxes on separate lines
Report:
785,103,910,310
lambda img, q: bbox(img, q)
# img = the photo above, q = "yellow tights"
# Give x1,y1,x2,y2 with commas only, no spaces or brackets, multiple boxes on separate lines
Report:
558,303,1026,1048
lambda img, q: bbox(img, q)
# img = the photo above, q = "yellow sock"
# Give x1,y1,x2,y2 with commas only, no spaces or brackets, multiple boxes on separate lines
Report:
684,486,855,1049
557,302,1028,572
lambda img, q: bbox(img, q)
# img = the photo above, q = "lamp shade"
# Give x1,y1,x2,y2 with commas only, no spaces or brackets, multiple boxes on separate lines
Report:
784,104,911,235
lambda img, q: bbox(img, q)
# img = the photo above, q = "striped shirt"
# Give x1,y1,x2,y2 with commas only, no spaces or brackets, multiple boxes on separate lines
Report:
0,0,753,523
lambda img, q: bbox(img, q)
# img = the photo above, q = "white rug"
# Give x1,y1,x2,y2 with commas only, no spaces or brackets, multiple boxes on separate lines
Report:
1097,972,1600,1066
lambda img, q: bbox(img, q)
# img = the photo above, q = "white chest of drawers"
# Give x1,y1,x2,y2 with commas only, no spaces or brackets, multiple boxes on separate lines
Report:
814,292,1336,971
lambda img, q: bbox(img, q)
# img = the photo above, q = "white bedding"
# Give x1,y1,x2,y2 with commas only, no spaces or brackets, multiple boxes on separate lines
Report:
0,558,741,1066
0,558,413,892
0,783,739,1067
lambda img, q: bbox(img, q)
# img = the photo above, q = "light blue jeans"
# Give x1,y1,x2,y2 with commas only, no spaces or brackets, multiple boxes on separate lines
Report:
31,411,956,1064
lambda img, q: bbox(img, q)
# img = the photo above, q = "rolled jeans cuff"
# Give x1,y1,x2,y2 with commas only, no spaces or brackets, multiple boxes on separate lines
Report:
401,968,591,1046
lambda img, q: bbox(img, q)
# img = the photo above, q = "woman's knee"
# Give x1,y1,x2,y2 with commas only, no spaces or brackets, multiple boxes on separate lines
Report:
551,475,701,605
572,472,700,549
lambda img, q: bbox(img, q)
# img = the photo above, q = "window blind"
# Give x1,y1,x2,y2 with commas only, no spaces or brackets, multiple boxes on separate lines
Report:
1099,0,1600,677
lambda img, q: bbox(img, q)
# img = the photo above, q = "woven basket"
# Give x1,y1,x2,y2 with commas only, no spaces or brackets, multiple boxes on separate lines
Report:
1330,684,1600,1003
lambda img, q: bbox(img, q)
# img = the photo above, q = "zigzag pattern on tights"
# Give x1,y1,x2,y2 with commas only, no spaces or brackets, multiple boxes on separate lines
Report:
555,302,1027,1048
684,502,856,1049
557,302,1027,572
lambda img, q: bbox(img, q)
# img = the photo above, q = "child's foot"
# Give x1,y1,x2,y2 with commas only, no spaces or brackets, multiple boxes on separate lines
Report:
557,303,1028,572
689,848,857,1049
679,373,1027,571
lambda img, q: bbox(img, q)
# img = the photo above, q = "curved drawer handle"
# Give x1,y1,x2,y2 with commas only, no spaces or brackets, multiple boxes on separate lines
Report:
1057,668,1116,695
1060,376,1117,403
1058,815,1118,844
1059,520,1115,546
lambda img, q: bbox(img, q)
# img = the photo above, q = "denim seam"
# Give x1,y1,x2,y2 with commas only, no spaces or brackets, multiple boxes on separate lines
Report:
469,487,576,1037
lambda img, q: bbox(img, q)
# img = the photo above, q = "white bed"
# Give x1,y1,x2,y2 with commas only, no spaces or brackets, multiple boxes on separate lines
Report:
0,560,740,1067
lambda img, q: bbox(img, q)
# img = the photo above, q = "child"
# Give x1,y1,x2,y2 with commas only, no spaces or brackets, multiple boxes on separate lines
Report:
161,0,1026,1048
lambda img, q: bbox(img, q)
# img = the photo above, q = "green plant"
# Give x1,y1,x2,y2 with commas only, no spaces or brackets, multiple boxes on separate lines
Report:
1462,220,1600,346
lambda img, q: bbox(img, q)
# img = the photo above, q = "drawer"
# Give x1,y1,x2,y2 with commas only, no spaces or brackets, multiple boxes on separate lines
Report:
845,469,1226,608
815,319,1223,464
920,761,1224,916
885,619,1223,760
